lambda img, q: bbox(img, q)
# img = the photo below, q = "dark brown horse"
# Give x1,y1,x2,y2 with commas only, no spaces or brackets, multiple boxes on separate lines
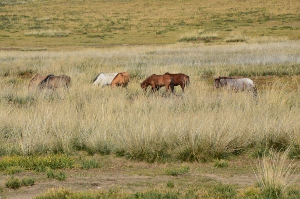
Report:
38,75,71,90
140,74,174,93
110,72,130,88
164,72,190,92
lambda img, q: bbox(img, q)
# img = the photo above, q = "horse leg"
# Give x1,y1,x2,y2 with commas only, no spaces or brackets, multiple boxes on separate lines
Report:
180,83,184,92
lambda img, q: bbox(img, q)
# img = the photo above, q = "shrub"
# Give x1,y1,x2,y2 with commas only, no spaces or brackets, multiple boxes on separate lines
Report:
5,177,22,189
47,169,67,181
167,181,175,188
22,178,35,186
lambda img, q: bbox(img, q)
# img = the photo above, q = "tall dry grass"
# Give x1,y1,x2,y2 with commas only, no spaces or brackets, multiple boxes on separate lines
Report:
254,148,297,198
0,41,300,161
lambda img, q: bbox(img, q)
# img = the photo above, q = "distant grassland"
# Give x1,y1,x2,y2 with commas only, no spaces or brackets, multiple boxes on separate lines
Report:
0,0,299,48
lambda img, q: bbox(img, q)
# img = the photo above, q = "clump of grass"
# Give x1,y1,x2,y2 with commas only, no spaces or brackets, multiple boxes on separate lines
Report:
214,159,229,168
253,148,297,198
5,166,23,174
22,177,35,186
5,177,22,189
5,176,34,189
203,183,237,198
0,155,74,172
166,181,174,188
166,166,190,176
80,158,100,169
47,169,67,181
179,31,218,43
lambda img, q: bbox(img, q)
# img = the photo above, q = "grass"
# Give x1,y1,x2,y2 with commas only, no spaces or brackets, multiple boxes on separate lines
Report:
0,0,300,198
0,0,299,48
5,176,35,189
254,149,297,198
0,42,300,162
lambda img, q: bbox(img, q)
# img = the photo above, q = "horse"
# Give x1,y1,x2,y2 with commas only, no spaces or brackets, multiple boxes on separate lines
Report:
214,76,258,98
140,74,174,93
110,72,130,88
93,73,118,87
38,74,71,90
28,73,47,91
164,72,190,92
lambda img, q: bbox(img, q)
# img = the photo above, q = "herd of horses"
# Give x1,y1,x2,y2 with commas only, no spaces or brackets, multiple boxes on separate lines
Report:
27,71,258,97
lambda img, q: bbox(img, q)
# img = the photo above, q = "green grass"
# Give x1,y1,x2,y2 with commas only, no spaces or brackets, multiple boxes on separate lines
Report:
0,0,299,48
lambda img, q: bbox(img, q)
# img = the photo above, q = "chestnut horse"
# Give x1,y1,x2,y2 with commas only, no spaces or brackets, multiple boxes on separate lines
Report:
214,76,258,98
28,73,47,91
38,74,71,90
140,74,174,93
111,72,130,88
164,72,190,92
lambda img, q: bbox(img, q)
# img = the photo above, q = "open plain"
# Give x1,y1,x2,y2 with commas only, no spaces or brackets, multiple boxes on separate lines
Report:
0,0,300,198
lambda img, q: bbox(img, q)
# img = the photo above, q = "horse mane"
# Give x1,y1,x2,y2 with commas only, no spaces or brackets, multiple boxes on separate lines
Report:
43,74,55,82
216,76,234,80
112,73,121,81
93,73,103,83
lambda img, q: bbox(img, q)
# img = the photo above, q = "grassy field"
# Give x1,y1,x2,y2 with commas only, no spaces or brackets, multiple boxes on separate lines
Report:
1,0,300,198
0,41,300,198
0,0,299,48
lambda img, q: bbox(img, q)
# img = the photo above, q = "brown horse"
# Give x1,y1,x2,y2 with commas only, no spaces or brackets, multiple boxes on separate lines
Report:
28,73,47,91
140,74,174,93
38,74,71,90
164,72,190,92
110,72,130,88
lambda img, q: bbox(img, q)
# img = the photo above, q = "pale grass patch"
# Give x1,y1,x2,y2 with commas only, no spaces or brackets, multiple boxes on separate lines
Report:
224,32,247,43
24,29,71,37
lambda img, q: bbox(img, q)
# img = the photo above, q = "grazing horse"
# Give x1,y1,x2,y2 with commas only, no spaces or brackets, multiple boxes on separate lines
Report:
140,74,174,93
93,73,118,87
214,76,258,98
164,72,190,92
38,75,71,90
28,73,47,91
110,72,130,88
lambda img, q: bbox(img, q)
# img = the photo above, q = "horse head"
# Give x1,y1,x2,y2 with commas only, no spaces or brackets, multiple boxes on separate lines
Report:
214,76,221,88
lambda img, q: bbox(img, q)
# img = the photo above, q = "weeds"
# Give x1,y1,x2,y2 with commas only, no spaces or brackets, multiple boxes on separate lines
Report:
5,176,34,189
253,149,298,198
166,166,190,176
0,155,74,171
47,169,67,181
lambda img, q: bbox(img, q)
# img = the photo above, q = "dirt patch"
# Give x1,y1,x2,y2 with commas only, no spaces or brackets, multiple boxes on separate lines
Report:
0,156,299,199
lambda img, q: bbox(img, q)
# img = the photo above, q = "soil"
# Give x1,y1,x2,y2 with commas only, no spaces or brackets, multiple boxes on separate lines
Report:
1,155,299,199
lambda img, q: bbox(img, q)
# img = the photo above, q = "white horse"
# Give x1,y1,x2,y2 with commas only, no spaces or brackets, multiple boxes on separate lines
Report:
93,73,118,87
214,76,258,98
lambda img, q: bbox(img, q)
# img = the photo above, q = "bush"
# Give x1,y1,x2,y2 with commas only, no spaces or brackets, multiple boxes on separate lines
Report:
5,177,22,189
22,178,35,186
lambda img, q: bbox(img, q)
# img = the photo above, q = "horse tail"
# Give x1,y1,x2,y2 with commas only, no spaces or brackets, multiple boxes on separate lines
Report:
185,76,190,87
